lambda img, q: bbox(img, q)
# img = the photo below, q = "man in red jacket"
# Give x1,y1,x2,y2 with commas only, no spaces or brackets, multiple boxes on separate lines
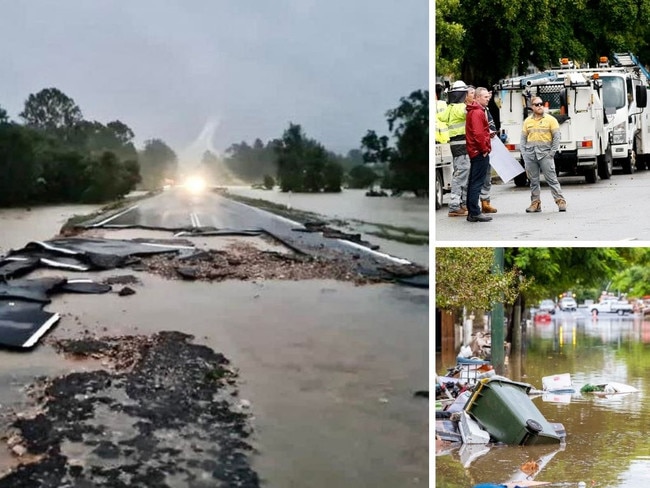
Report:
465,87,493,222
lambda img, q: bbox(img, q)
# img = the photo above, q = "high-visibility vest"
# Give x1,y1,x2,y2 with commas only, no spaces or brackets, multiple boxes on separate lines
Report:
436,103,467,139
435,100,450,143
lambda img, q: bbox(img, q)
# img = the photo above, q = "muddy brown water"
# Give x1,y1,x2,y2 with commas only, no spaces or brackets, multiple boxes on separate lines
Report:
436,313,650,487
0,210,429,487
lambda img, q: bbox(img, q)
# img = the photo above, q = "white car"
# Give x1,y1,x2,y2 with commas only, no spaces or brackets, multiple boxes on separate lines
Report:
559,297,577,311
538,299,556,314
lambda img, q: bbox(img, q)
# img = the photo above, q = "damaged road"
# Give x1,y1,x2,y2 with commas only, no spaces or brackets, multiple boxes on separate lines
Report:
0,192,429,487
1,331,259,488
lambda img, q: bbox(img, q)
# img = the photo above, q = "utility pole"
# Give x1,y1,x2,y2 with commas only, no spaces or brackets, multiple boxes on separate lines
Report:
491,248,505,375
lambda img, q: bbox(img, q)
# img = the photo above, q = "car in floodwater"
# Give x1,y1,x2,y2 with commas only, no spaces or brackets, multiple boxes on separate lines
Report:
559,296,578,311
539,299,556,314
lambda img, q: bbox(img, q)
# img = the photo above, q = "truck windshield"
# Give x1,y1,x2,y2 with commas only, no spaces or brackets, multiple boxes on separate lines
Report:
600,76,626,109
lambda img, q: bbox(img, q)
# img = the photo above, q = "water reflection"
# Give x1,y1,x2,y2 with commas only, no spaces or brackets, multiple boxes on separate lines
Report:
436,314,650,488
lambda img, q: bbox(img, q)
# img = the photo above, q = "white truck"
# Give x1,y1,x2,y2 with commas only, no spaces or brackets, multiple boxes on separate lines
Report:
435,142,453,210
590,298,634,316
495,53,650,185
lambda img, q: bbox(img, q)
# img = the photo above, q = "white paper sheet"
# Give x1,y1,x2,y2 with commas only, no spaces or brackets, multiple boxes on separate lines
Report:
489,136,525,183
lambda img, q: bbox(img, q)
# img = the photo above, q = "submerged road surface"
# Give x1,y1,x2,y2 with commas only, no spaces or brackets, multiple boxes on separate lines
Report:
0,191,429,487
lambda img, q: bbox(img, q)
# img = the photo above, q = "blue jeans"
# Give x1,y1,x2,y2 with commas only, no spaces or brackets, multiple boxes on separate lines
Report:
467,154,490,217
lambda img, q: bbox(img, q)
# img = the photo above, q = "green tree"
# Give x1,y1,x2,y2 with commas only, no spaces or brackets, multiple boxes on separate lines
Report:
436,247,523,311
274,123,342,193
322,160,343,193
361,90,428,196
435,0,465,79
0,124,40,205
347,164,378,188
138,139,178,189
437,1,650,85
0,106,9,124
19,88,83,131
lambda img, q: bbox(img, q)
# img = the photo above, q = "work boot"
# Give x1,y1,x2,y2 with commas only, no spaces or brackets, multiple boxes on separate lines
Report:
467,214,492,222
481,200,498,213
526,200,542,213
555,198,567,212
448,207,468,217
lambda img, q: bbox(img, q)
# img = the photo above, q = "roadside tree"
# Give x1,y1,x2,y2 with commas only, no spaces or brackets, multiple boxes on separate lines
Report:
361,90,428,196
138,139,178,189
19,88,83,131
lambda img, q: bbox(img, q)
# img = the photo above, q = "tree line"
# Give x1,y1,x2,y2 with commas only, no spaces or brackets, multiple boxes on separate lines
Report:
436,247,650,314
0,86,428,206
436,0,650,86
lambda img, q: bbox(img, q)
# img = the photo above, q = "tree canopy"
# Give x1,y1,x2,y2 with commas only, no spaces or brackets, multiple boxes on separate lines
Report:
436,0,650,85
436,247,650,314
361,89,428,196
19,87,83,131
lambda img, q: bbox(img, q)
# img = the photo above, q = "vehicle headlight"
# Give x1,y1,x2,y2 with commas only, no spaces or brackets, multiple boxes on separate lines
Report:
611,122,627,144
184,176,207,194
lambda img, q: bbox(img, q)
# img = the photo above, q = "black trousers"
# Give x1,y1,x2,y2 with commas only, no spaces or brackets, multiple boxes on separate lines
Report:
467,154,490,217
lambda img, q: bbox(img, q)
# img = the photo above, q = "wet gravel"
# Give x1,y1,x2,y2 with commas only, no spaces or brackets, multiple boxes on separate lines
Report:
0,332,259,488
138,240,426,285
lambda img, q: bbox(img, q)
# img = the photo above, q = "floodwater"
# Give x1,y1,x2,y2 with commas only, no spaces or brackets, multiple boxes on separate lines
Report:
225,186,430,266
0,204,102,255
0,206,429,486
435,311,650,487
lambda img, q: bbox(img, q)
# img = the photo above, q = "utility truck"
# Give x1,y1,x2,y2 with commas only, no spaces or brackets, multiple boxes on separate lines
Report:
590,298,634,316
495,53,650,186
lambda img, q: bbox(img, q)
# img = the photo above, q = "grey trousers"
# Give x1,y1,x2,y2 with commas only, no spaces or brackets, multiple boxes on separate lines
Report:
524,154,564,201
449,154,470,210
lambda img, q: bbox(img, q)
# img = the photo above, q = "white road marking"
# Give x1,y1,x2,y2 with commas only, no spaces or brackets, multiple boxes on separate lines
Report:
92,205,139,227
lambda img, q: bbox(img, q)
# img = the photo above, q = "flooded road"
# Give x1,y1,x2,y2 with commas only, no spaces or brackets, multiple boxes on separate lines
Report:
436,311,650,487
0,202,429,487
224,186,430,266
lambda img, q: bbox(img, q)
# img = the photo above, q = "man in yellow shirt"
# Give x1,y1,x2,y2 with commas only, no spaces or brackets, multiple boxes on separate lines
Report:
520,97,567,212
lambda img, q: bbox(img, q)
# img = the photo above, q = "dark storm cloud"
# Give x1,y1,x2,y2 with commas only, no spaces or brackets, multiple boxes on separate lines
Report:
0,0,427,157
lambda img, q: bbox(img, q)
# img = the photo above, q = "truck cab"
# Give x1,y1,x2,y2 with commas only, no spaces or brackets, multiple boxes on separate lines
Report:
496,69,604,185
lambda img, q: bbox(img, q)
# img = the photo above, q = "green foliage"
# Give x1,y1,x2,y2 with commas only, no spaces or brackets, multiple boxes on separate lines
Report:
138,138,178,189
224,138,277,183
19,87,83,131
275,123,343,193
361,90,428,196
263,174,275,189
506,248,632,302
436,247,524,311
347,164,378,188
434,0,465,78
0,106,8,124
0,124,40,205
438,0,650,84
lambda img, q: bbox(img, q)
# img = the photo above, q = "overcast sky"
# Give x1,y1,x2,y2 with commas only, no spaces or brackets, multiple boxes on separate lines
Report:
0,1,428,162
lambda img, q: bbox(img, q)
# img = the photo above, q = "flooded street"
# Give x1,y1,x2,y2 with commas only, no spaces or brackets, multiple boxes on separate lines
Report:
436,311,650,487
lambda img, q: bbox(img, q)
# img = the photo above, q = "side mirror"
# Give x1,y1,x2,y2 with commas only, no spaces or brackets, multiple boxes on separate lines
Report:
636,85,648,108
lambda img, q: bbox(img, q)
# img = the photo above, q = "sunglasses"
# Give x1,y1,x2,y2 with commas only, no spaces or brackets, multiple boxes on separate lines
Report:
532,102,544,107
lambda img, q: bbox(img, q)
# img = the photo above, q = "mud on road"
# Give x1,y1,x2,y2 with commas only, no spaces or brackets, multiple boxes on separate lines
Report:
1,331,259,488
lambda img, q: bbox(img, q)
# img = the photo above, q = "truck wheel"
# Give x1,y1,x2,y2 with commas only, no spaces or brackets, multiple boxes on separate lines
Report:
514,170,528,187
617,309,624,316
622,150,636,174
585,166,598,184
435,169,443,210
598,151,612,180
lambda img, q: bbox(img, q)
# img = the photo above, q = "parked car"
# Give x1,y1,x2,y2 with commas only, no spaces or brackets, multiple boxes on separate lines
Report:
539,299,556,314
559,297,577,311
